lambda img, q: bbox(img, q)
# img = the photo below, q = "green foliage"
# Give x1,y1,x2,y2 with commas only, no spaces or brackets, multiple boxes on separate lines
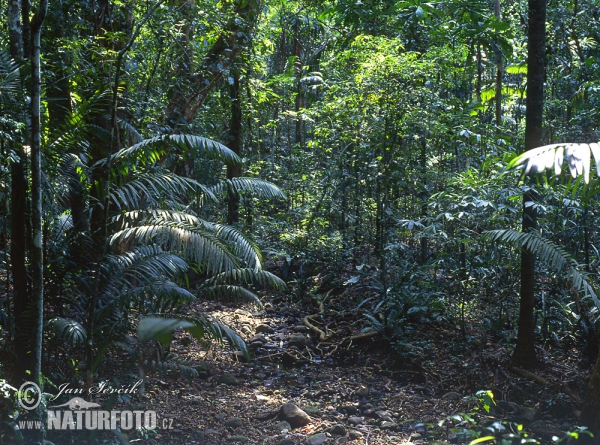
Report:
485,229,600,308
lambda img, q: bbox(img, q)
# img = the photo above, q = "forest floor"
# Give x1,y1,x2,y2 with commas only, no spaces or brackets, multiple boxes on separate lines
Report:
84,280,593,445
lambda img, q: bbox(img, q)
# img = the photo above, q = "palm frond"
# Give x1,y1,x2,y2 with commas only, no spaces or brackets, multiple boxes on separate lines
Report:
109,169,217,210
109,222,241,274
204,268,287,290
102,245,188,287
203,285,263,307
0,51,22,101
485,229,600,308
111,210,262,270
102,134,240,167
46,317,87,347
505,142,600,184
137,315,248,359
204,178,286,203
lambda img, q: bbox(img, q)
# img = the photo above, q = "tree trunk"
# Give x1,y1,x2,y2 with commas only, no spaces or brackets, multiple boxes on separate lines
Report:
513,0,546,367
578,345,600,443
227,71,242,224
8,0,34,385
494,0,503,127
164,0,261,130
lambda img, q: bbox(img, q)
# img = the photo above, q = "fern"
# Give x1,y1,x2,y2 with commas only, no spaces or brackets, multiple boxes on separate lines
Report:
484,229,600,308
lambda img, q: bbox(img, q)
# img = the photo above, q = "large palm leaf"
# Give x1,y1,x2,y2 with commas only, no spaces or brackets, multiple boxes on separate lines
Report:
505,142,600,184
485,229,600,308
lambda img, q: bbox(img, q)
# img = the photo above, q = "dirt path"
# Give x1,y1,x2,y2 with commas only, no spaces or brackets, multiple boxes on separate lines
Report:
118,296,588,445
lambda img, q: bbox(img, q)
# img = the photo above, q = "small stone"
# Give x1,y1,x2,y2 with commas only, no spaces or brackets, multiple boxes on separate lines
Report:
348,416,363,425
441,392,462,401
380,421,398,430
225,417,244,428
530,420,547,430
227,435,249,442
280,403,312,428
302,405,322,417
287,334,310,348
307,432,328,445
216,374,238,385
520,407,537,422
328,424,346,436
256,324,274,334
348,430,363,439
248,334,267,343
272,421,292,433
205,428,219,435
376,410,393,421
278,440,296,445
192,396,202,405
180,336,193,346
355,387,369,398
293,325,309,332
341,404,359,415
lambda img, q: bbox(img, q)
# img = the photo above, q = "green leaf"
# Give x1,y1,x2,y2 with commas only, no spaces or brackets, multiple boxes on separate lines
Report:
505,64,527,74
138,317,194,345
469,437,496,444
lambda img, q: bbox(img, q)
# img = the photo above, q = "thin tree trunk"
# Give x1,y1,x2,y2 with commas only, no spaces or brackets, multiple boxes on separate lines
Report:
513,0,546,367
8,0,33,385
495,0,503,127
227,71,242,224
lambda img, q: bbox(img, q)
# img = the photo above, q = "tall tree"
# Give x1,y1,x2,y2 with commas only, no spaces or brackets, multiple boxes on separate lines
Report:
512,0,546,366
8,0,32,384
164,0,261,130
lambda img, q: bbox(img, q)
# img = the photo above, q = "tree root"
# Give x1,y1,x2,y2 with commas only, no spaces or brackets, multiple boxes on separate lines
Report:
507,366,582,404
303,314,328,341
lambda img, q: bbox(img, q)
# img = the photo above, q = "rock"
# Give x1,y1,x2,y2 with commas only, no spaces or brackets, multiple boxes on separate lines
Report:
277,440,296,445
380,421,398,430
235,308,252,316
348,430,363,440
530,420,547,430
256,324,275,334
341,404,359,415
180,336,193,346
216,374,238,385
520,407,537,422
248,334,267,344
348,416,363,425
441,392,462,401
376,412,393,422
227,435,249,442
225,417,244,429
287,334,311,348
293,325,309,332
307,433,328,445
328,424,346,436
355,387,369,398
302,405,322,417
205,428,220,435
192,396,202,405
272,421,292,433
280,403,312,428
